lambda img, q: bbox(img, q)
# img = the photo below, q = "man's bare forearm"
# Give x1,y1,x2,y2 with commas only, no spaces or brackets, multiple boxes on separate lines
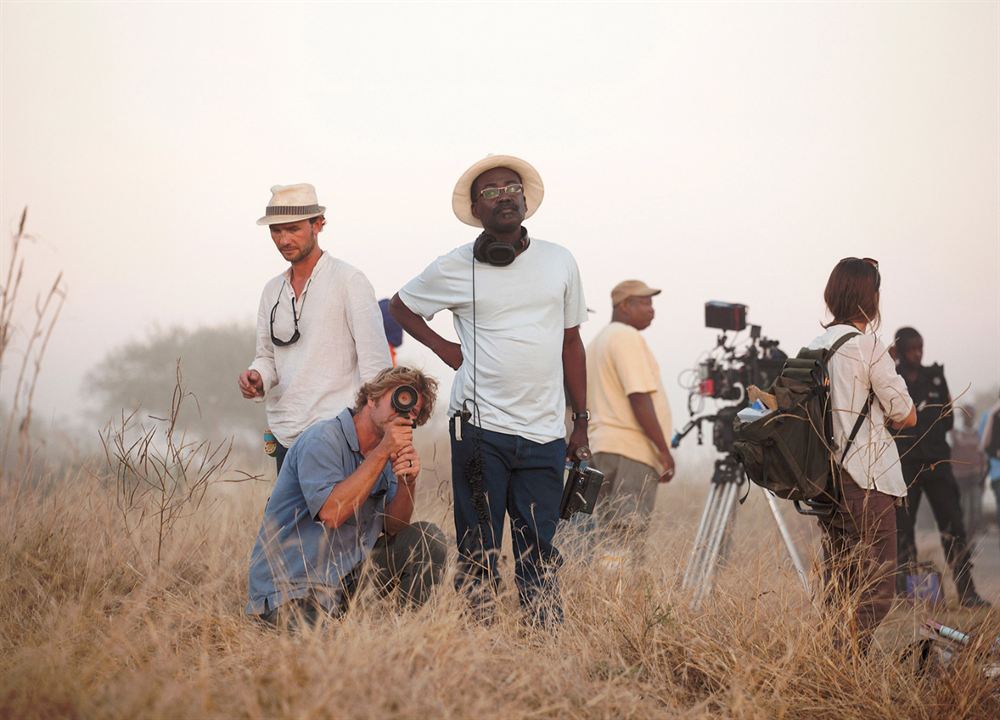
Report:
383,479,415,535
317,446,392,529
389,294,458,365
562,326,587,414
628,392,669,453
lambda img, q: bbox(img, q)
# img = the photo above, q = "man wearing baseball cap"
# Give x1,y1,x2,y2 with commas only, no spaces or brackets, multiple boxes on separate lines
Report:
586,280,675,560
238,183,391,474
389,155,589,624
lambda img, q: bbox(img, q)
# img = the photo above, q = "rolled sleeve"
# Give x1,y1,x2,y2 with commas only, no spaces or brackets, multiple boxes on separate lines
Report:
869,339,914,423
295,436,348,520
249,285,278,394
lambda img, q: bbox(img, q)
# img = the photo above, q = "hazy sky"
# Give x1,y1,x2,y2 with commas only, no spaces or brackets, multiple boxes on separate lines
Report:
2,2,998,442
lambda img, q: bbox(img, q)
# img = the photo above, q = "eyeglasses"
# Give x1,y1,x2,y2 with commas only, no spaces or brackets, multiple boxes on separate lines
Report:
270,282,304,347
478,183,523,201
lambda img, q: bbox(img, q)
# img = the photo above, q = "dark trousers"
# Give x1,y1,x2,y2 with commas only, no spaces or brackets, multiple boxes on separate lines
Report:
817,475,898,653
274,441,289,476
896,459,978,600
449,418,565,622
260,521,446,629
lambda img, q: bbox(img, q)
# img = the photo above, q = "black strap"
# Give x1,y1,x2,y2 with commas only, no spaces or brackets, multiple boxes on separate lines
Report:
841,390,874,464
824,330,872,464
825,330,860,362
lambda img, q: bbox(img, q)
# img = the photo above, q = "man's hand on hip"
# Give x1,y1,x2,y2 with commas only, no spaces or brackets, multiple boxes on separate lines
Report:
238,370,264,399
436,340,463,371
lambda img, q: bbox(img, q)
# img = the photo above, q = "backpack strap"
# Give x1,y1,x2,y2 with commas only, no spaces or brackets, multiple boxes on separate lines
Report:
822,329,872,464
825,329,860,362
841,390,874,464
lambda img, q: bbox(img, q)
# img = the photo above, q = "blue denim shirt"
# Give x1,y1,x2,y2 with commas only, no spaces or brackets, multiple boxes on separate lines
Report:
246,408,397,615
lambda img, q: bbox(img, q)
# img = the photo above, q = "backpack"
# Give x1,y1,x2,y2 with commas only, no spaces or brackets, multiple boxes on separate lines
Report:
732,331,871,516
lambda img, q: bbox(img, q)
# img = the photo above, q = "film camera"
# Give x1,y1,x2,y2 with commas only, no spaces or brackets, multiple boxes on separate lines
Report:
559,461,604,520
391,384,419,427
675,302,786,454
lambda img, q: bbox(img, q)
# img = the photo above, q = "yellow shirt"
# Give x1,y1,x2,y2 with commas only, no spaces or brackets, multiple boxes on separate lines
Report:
587,322,672,473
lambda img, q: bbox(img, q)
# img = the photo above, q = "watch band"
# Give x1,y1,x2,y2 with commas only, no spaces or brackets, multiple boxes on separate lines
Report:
572,410,591,422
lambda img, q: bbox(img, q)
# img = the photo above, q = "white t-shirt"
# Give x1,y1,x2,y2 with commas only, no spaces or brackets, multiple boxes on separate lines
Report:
808,325,914,497
398,238,587,444
249,253,391,447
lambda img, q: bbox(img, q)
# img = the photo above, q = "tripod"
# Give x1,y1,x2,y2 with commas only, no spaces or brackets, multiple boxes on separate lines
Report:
674,417,810,610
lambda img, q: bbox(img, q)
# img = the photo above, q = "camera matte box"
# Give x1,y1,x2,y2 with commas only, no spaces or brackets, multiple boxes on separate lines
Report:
705,301,747,332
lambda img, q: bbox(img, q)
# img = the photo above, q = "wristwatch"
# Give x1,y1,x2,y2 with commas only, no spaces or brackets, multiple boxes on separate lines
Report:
572,410,591,422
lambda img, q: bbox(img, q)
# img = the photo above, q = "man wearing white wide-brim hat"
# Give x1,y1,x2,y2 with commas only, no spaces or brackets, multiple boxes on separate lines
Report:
238,183,391,474
389,155,589,625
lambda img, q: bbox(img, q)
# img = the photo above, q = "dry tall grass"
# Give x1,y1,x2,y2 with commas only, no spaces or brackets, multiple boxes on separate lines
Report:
2,448,998,719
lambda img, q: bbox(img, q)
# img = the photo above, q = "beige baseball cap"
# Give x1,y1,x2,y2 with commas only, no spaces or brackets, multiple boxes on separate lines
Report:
611,279,661,306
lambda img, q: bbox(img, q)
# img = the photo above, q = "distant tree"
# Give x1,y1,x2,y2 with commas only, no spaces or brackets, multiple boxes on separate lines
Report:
84,324,264,444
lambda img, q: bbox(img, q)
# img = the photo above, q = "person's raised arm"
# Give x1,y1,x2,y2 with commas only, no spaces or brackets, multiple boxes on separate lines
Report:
869,339,916,429
389,293,463,370
563,325,588,460
383,443,422,535
316,417,413,529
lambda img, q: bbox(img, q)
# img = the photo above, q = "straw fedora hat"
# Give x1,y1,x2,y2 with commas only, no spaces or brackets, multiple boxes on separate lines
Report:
256,184,326,226
452,155,544,227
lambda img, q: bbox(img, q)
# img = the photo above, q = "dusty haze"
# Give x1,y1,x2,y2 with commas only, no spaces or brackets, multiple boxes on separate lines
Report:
2,2,997,443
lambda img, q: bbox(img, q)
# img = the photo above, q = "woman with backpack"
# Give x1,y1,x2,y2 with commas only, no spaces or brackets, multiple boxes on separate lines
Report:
808,257,916,652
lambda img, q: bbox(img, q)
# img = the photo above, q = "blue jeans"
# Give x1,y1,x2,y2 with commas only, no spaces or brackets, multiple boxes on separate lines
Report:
449,418,565,620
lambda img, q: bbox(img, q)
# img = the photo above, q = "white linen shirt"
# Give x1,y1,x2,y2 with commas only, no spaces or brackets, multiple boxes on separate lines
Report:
398,238,587,444
808,325,914,496
249,253,391,448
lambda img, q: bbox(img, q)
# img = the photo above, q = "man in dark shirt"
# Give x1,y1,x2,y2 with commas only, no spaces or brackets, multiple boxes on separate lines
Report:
893,327,988,607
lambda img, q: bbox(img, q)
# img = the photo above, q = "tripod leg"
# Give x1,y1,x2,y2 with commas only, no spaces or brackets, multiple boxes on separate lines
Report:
763,489,810,594
682,481,722,591
692,480,739,609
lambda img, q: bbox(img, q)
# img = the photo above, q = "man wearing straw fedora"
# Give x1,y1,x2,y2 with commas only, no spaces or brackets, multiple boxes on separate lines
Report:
390,155,589,624
239,183,391,474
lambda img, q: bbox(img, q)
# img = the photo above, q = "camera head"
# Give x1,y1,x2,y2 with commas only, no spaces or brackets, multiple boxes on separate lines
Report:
677,301,786,454
391,384,419,427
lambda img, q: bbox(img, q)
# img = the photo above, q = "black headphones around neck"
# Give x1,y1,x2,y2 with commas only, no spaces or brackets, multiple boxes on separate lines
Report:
473,227,530,267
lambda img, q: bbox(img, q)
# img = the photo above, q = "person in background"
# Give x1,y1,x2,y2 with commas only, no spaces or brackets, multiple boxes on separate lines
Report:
808,257,915,653
892,327,988,607
586,279,674,564
979,393,1000,553
238,184,390,474
950,404,987,539
378,297,405,366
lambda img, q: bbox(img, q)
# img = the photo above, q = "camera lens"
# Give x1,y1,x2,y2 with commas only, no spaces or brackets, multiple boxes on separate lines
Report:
391,385,418,417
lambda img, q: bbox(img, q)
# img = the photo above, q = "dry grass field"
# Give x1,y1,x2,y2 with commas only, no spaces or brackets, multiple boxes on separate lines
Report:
2,435,999,720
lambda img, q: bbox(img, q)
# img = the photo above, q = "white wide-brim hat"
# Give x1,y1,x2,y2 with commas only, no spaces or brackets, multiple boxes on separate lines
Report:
256,183,326,225
452,154,544,228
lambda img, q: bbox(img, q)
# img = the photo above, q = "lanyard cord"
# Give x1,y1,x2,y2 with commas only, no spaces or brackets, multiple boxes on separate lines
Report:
465,254,490,536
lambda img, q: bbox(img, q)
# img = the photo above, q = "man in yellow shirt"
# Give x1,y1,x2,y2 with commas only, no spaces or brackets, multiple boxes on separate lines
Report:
587,280,675,553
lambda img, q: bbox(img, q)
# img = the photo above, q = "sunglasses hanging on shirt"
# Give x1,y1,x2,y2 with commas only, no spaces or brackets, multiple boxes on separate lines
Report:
270,281,308,346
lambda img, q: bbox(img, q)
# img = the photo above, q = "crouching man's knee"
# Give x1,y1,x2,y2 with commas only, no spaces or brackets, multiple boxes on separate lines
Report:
393,520,448,605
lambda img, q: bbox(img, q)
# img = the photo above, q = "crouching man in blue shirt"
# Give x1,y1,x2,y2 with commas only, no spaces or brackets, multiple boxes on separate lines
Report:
246,366,446,627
